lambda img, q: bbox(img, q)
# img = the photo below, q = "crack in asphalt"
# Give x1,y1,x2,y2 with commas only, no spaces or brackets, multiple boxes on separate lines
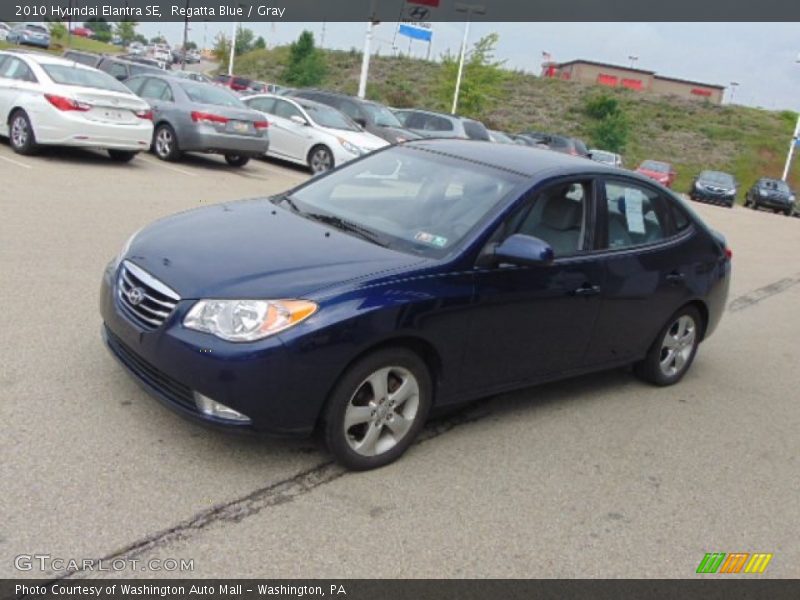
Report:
47,404,491,582
728,273,800,312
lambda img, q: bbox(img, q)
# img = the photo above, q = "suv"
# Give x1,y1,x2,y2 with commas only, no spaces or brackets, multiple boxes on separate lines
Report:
96,56,164,81
290,90,420,144
213,74,252,92
392,108,490,141
744,178,795,216
518,131,590,157
6,23,51,49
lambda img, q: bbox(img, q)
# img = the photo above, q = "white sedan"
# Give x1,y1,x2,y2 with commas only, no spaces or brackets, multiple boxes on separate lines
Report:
241,93,389,174
0,51,154,161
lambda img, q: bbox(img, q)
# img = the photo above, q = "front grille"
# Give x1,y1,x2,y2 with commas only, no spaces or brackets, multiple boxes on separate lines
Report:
105,327,196,411
117,261,180,330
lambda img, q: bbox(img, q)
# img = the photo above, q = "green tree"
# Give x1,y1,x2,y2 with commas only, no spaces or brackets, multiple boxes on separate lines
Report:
47,21,68,39
254,36,266,50
184,40,198,51
435,33,506,118
134,34,148,45
212,32,230,66
115,20,138,46
282,30,327,87
584,93,629,152
84,18,112,42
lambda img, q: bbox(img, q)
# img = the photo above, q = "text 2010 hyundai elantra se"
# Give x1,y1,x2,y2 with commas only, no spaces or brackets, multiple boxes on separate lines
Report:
100,140,731,470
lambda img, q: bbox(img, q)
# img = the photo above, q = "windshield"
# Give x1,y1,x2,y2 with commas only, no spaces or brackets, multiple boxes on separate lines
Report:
180,82,244,107
42,64,131,93
301,103,360,131
27,24,48,34
640,160,670,173
362,103,403,127
761,179,790,193
592,151,614,162
699,171,734,185
283,146,522,257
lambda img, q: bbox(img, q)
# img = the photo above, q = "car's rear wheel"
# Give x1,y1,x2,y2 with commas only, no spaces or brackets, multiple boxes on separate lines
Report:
634,305,702,386
108,150,137,163
322,348,432,470
224,154,250,167
9,110,39,155
153,124,181,161
308,145,333,175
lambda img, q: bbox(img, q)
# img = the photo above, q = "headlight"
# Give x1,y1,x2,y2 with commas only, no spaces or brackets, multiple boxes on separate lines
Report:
338,138,363,155
789,195,796,203
759,189,767,197
694,182,705,190
184,299,317,342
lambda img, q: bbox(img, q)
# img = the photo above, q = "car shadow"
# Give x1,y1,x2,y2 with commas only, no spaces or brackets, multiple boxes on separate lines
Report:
0,141,151,168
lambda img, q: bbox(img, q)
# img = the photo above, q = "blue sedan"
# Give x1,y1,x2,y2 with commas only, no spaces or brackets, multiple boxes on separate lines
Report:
100,140,731,470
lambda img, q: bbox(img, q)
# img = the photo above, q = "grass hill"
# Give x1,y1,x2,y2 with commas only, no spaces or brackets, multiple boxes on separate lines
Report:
0,34,121,55
233,46,799,196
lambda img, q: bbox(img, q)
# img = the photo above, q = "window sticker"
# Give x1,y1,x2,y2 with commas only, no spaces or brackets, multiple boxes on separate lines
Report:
623,188,646,234
414,231,448,248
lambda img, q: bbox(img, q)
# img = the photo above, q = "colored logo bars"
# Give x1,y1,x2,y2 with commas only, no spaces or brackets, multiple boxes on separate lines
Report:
696,552,773,574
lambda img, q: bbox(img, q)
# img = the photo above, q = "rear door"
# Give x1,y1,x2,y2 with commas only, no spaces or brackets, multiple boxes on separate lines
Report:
138,78,175,123
583,177,696,366
0,57,38,129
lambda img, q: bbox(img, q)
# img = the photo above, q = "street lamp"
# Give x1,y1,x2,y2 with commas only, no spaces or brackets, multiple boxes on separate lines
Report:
628,55,639,69
451,2,487,114
780,56,800,181
729,81,739,104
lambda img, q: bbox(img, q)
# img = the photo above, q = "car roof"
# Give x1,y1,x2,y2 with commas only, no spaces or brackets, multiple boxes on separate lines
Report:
402,139,626,179
4,51,86,68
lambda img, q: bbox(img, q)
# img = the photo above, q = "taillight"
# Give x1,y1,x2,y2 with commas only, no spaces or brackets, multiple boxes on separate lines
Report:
191,111,229,125
254,120,269,130
135,109,153,120
45,94,90,112
725,247,733,260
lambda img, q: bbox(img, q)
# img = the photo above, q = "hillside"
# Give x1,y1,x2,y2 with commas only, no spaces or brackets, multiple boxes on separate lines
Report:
233,46,799,195
0,34,121,55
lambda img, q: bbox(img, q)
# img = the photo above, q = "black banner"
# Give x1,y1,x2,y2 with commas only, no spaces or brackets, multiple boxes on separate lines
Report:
4,580,800,600
3,0,800,23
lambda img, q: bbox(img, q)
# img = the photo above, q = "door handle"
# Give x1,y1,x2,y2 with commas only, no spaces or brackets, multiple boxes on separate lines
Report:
666,271,685,284
572,284,601,297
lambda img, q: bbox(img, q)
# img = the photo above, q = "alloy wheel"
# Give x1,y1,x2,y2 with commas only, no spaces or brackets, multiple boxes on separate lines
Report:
659,315,696,378
11,116,28,149
310,148,332,174
155,128,173,158
343,366,420,457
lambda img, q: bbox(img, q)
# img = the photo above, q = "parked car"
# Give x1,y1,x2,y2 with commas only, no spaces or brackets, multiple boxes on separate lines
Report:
689,170,737,208
120,54,170,70
744,177,796,216
100,140,731,470
519,131,590,157
488,130,517,144
290,90,420,145
127,42,146,56
0,51,153,161
71,27,94,38
508,133,548,148
123,75,269,167
242,93,388,174
590,149,624,168
151,44,172,68
62,50,102,67
6,23,51,49
636,160,677,188
0,22,12,42
97,56,164,81
213,74,252,92
392,108,491,141
172,70,212,84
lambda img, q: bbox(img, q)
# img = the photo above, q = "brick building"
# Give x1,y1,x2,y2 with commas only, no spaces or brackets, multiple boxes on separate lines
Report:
541,59,725,104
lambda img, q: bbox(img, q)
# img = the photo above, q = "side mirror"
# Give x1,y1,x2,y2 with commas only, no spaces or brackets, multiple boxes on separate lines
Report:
353,117,367,128
493,234,554,267
290,115,308,126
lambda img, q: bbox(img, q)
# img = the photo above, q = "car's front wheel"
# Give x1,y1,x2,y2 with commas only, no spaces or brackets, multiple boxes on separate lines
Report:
9,110,39,155
224,154,250,167
308,145,334,175
634,305,702,386
322,348,432,470
108,150,137,163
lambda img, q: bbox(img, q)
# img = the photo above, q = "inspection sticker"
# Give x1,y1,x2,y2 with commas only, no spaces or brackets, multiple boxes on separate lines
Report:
623,188,646,234
415,231,448,247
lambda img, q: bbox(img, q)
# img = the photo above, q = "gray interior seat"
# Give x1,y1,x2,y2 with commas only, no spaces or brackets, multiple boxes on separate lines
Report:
520,192,583,256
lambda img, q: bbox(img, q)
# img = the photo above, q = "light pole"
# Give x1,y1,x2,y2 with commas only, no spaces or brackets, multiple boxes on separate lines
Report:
780,56,800,182
628,55,638,69
228,21,237,75
451,2,487,114
729,81,739,104
357,1,378,99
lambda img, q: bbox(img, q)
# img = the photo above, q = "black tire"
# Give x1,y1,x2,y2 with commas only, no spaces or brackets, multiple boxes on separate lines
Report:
152,123,181,161
307,145,334,175
224,154,250,167
108,150,138,163
785,208,793,217
322,347,433,471
634,305,703,387
8,110,39,155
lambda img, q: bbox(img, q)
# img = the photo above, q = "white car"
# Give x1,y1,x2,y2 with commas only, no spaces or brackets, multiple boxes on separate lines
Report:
0,22,11,42
589,148,624,168
151,44,171,67
241,94,389,174
0,51,154,161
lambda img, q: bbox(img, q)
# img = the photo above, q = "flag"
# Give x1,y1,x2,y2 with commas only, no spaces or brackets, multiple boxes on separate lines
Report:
542,51,552,61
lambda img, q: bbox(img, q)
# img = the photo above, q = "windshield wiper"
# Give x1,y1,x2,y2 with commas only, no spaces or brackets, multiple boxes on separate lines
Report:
304,212,388,247
272,193,302,214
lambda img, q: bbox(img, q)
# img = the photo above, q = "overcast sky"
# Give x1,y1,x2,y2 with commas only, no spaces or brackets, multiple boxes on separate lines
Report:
138,21,800,110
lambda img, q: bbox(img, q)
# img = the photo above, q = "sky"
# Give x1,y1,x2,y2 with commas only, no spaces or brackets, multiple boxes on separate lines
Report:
137,21,800,110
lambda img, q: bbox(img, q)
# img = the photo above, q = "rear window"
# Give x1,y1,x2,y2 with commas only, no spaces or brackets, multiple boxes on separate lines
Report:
574,139,589,155
27,24,48,34
463,120,490,141
180,82,244,107
42,64,130,93
64,52,99,67
233,77,251,86
641,160,670,173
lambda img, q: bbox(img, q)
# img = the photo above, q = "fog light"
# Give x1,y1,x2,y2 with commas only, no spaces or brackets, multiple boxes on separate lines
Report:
193,392,251,423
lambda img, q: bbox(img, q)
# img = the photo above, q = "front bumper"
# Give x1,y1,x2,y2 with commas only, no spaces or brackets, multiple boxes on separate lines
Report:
754,196,793,210
179,126,270,157
99,262,319,436
691,188,735,206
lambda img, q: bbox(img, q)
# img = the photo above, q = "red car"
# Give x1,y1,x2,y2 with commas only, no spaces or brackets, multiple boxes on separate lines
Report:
71,27,93,38
213,74,252,92
636,160,677,188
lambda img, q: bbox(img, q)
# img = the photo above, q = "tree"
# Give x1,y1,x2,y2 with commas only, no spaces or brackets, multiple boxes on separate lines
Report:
212,32,230,66
47,21,67,39
435,33,506,118
134,34,148,45
84,18,112,42
115,20,138,46
283,31,327,87
584,93,630,153
254,36,266,50
234,26,256,55
184,40,198,51
150,35,167,44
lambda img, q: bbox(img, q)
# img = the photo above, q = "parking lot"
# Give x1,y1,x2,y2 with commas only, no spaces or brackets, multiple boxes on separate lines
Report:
1,140,799,579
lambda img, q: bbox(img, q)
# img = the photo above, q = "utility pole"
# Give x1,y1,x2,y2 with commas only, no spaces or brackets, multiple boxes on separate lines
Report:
228,21,237,75
451,3,486,114
181,0,190,71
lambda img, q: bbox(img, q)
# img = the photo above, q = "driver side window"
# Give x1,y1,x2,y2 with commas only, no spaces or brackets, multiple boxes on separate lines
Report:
506,181,591,258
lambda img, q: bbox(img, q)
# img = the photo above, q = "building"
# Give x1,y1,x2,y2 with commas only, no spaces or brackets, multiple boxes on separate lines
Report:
541,59,725,104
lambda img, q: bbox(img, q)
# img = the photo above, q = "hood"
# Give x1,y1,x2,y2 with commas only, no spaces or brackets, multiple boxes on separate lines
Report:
637,168,670,181
372,126,423,144
320,127,389,151
125,199,427,300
